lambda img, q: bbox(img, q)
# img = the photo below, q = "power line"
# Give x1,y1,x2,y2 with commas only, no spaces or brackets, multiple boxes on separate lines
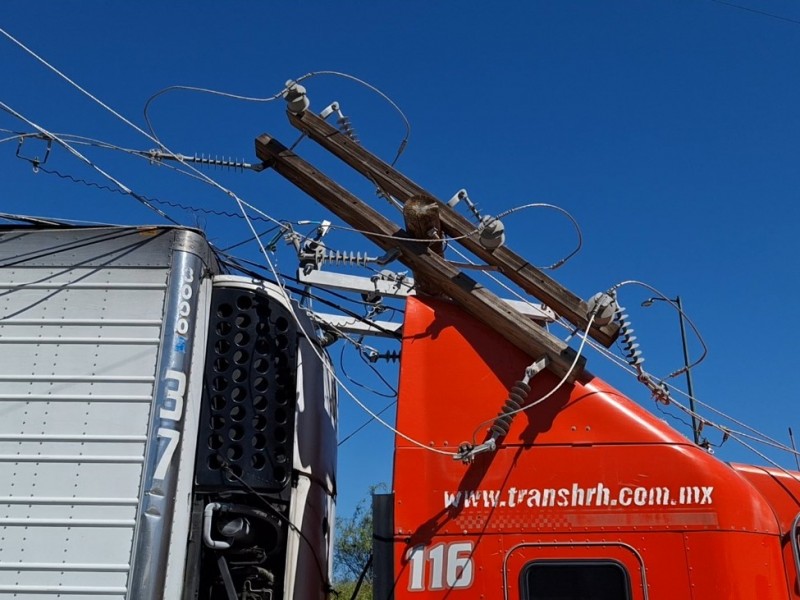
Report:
709,0,800,26
0,100,180,225
31,165,280,223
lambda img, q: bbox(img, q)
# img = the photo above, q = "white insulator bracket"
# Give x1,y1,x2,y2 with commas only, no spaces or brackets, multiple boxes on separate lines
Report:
586,292,618,326
284,80,310,114
478,216,505,250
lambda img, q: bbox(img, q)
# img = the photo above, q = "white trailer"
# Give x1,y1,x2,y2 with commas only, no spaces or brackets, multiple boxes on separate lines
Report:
0,225,336,600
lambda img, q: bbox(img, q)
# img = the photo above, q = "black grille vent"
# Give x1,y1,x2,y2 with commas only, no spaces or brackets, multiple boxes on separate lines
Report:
196,286,297,491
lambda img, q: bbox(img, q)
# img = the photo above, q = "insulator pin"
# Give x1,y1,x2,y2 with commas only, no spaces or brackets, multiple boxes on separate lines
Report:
321,250,376,267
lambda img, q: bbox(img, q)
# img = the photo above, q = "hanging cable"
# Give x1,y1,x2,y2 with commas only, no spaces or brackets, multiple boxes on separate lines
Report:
230,197,457,457
609,280,708,376
468,311,597,448
0,101,180,225
492,203,583,270
291,70,411,166
338,400,398,447
142,84,285,146
338,338,398,400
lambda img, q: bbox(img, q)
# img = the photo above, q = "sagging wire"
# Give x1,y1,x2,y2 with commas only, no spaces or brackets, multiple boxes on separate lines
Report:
339,343,397,400
322,202,583,271
609,280,708,377
142,84,285,146
553,314,800,466
216,252,405,339
238,211,458,458
9,25,747,466
669,391,800,457
326,319,399,399
492,203,583,270
28,164,279,225
5,131,265,200
291,70,411,166
0,101,181,225
661,393,800,499
665,394,800,493
326,200,583,262
0,26,298,240
219,225,283,253
216,242,441,456
140,71,412,166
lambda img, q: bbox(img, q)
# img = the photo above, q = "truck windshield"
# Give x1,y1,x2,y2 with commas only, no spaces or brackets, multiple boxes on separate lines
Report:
522,561,630,600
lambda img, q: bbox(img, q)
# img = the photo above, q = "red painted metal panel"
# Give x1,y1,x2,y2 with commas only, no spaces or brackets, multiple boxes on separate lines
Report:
395,297,689,449
682,532,790,599
733,464,800,598
391,296,793,597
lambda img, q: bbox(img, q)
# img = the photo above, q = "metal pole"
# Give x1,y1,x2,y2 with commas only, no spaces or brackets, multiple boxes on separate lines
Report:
675,296,700,444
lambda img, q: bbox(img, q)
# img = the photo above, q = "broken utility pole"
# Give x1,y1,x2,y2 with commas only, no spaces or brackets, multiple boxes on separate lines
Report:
255,133,585,381
284,108,619,348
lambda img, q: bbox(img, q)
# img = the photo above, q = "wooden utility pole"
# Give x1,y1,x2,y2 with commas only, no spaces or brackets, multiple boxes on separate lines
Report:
285,108,619,348
402,194,444,295
255,133,585,381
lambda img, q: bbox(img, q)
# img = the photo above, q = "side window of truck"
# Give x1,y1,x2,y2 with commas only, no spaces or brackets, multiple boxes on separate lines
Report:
522,560,631,600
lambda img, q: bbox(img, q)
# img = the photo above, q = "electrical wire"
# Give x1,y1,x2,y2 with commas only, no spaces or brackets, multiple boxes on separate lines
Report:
338,400,398,447
0,101,180,225
493,203,583,270
339,341,397,400
609,279,708,377
0,26,295,242
469,311,597,445
215,254,405,338
327,201,582,267
7,24,794,472
291,70,411,166
552,312,800,466
30,165,281,224
0,212,120,228
217,236,440,455
143,84,285,146
141,71,412,166
356,344,399,396
709,0,800,26
0,130,45,145
230,201,457,456
219,226,282,252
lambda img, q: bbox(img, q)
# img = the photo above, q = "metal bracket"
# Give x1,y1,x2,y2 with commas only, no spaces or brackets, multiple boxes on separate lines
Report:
16,136,52,172
455,357,549,464
454,439,497,464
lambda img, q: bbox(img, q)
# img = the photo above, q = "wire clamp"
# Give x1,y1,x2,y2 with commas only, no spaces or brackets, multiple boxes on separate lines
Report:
454,439,497,464
15,135,52,173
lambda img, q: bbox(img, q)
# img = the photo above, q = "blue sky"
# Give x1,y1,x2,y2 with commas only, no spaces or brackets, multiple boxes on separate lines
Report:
2,1,800,517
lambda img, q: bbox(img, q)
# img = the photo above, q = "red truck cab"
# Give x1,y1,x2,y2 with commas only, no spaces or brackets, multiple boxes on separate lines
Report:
376,296,800,599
